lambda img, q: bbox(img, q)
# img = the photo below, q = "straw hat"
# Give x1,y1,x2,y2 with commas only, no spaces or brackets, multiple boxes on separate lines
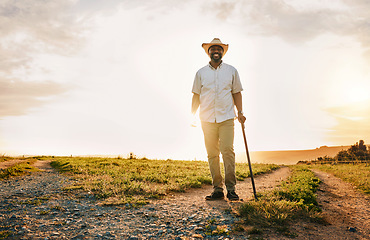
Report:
202,38,229,56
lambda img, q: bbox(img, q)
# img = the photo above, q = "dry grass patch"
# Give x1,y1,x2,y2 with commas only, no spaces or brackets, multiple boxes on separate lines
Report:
48,156,279,206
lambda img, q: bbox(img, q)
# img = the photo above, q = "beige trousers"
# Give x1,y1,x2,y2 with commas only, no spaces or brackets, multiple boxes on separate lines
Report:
201,119,236,192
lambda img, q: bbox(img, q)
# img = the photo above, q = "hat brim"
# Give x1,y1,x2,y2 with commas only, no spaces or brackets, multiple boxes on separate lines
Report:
202,43,229,56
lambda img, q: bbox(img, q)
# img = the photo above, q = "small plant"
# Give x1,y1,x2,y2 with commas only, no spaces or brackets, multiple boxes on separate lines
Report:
208,219,216,224
50,205,64,211
19,195,50,206
205,221,229,236
38,195,51,201
212,225,229,235
40,210,50,215
0,230,12,239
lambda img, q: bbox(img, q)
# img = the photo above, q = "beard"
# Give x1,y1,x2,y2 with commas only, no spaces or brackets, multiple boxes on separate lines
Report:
210,53,222,62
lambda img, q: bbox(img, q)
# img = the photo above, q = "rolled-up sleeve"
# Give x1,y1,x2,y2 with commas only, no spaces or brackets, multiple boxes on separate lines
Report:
192,71,201,94
232,70,243,94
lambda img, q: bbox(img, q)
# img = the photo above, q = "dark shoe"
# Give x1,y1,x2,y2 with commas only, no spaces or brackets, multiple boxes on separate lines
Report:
205,191,224,200
227,191,239,201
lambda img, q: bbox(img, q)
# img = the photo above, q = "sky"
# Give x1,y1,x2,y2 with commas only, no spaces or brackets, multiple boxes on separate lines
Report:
1,0,370,160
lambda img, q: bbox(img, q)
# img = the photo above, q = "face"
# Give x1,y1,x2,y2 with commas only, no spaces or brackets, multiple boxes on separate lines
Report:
208,45,224,62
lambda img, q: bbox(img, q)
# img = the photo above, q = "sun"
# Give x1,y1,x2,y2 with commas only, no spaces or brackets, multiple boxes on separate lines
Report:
345,85,369,103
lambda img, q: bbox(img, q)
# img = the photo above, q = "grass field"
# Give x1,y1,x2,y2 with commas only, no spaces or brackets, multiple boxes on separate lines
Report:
312,163,370,194
43,156,278,206
237,165,323,237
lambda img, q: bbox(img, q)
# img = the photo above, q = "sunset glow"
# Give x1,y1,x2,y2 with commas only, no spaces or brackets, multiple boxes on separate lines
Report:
1,0,370,161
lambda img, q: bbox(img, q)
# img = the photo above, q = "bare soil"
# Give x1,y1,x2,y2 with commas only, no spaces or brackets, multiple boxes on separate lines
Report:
308,169,370,240
160,167,291,210
32,160,54,172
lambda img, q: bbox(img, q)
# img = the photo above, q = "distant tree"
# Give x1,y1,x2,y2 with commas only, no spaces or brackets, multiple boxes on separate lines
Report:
342,140,369,160
348,140,367,156
348,142,358,155
336,150,350,161
359,140,367,152
315,140,369,163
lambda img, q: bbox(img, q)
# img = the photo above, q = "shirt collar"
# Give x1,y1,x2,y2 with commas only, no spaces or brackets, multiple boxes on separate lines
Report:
208,61,223,70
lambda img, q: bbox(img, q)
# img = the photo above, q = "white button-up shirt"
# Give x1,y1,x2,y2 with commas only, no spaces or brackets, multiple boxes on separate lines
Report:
192,62,243,123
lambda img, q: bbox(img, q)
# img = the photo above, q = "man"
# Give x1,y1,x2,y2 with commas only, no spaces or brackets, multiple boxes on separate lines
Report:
191,38,246,201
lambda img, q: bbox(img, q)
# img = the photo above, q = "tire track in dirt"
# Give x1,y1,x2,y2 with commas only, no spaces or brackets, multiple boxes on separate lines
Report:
32,160,54,172
287,169,370,240
313,169,370,239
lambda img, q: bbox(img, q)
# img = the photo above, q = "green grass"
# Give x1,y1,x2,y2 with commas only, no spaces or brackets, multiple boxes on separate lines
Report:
46,156,278,206
0,230,12,240
0,156,8,163
238,166,324,237
312,163,370,194
0,158,39,179
236,162,280,180
275,166,321,210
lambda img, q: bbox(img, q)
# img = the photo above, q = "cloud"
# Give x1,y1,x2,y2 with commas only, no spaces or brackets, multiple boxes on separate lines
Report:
0,0,85,117
0,0,84,54
246,1,341,42
206,0,370,58
0,79,70,118
325,100,370,145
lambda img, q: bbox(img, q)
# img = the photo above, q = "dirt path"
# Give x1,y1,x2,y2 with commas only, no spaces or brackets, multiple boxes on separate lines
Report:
275,169,370,240
311,169,370,239
161,167,291,211
32,160,54,172
0,162,292,239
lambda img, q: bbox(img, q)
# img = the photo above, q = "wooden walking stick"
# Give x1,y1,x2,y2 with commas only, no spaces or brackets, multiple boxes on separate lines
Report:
241,122,258,200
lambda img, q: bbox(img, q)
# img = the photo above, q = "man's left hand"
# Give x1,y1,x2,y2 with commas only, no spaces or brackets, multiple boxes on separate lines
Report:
237,114,246,123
